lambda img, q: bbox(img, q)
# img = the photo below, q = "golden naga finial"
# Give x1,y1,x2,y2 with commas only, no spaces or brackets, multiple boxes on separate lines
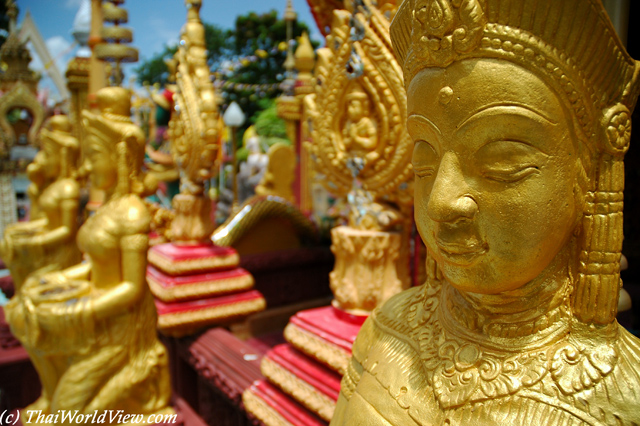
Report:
167,0,219,243
331,1,640,424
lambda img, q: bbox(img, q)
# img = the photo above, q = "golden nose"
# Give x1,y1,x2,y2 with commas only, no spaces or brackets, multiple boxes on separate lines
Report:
426,152,477,223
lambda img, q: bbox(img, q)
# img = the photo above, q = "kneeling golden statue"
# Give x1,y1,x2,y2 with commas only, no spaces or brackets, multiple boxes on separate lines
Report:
5,88,171,422
0,115,82,292
332,0,640,425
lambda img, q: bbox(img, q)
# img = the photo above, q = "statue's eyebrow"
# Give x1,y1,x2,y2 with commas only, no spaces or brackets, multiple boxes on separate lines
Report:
407,114,442,138
457,102,558,129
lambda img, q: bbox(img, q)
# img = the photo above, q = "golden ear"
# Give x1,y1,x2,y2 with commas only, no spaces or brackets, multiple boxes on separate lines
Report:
601,104,632,156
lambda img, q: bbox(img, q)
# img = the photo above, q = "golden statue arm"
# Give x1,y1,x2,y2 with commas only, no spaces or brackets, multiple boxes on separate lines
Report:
89,234,148,321
146,145,174,165
88,279,144,321
58,261,92,281
8,200,78,250
5,217,47,232
60,198,79,234
27,227,71,248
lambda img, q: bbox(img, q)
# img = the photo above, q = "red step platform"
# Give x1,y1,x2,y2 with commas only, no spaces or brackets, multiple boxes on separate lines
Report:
284,305,367,375
244,380,327,426
148,243,265,337
261,344,341,422
244,305,368,425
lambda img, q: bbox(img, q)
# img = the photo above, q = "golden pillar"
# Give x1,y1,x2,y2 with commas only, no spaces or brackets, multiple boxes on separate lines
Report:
276,32,316,212
65,58,89,149
87,0,105,110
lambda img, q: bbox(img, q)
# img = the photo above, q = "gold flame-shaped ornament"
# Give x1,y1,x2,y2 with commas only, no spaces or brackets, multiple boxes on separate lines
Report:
305,0,412,201
167,0,220,242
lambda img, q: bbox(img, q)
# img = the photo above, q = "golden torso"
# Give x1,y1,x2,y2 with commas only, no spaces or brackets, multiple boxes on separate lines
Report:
0,176,80,290
39,178,78,231
334,285,640,426
77,195,143,288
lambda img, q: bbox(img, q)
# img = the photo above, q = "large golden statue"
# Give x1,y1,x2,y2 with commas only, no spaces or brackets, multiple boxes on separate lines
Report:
0,115,82,292
332,0,640,424
5,87,172,421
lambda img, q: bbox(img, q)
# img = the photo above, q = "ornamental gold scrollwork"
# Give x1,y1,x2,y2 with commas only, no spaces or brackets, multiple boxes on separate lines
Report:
0,81,45,153
305,0,413,313
305,1,412,201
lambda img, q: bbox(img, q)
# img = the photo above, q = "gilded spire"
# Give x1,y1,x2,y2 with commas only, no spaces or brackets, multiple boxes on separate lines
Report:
284,0,297,22
294,32,314,76
6,0,17,34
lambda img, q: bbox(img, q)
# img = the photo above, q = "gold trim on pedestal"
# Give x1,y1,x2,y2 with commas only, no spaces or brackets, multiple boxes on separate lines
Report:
157,297,266,334
284,322,350,375
148,273,254,302
147,250,239,275
261,357,336,422
242,388,293,426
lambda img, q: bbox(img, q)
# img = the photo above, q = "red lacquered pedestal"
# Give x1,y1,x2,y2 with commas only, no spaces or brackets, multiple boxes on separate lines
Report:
244,305,368,425
147,243,265,337
244,380,327,426
284,305,367,374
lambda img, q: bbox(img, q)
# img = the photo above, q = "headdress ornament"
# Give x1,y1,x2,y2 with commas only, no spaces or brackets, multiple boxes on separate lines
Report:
391,0,640,152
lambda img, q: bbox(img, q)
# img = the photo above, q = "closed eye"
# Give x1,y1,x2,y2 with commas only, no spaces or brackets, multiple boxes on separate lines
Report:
482,165,540,183
414,165,436,178
412,140,439,179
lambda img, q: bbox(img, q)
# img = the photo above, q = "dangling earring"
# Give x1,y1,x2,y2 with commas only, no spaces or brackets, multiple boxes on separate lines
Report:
60,146,70,179
115,141,131,195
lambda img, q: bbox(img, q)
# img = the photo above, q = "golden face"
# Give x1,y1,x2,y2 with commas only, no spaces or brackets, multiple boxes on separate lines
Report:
409,59,581,294
40,143,61,180
84,139,117,191
348,98,365,121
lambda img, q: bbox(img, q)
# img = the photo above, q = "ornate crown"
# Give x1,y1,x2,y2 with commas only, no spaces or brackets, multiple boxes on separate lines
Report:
40,116,79,151
391,0,640,155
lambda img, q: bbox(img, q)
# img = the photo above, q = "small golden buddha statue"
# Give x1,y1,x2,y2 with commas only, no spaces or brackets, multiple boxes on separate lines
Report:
341,85,379,163
255,142,296,203
0,115,82,291
332,0,640,424
5,87,171,421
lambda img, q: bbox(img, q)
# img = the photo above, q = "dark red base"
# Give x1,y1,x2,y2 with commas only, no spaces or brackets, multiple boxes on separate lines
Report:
290,305,367,353
265,344,341,402
246,380,327,426
0,308,40,413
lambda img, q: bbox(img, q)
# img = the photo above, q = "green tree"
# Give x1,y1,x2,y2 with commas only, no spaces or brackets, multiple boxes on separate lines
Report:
0,2,14,47
254,98,289,145
134,45,177,86
134,23,231,86
221,10,317,122
134,12,319,124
